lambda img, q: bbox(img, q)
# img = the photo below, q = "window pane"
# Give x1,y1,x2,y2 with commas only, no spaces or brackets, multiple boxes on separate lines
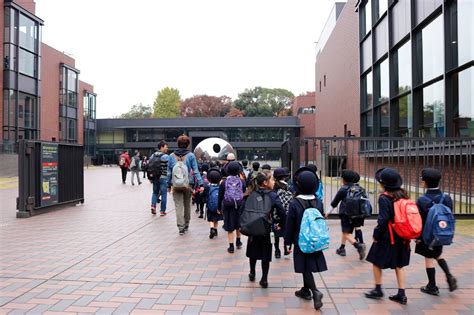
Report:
363,71,373,110
394,94,412,137
365,0,372,34
375,16,388,60
416,0,443,25
378,104,390,136
18,49,35,77
394,40,411,95
378,0,388,19
9,90,15,127
377,59,389,104
68,91,77,107
453,67,474,137
68,119,77,141
67,70,77,92
458,0,474,65
19,14,36,52
362,35,372,72
422,80,445,137
391,0,411,46
422,15,444,82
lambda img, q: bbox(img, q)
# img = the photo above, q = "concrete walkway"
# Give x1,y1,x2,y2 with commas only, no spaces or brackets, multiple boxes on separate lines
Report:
0,167,473,314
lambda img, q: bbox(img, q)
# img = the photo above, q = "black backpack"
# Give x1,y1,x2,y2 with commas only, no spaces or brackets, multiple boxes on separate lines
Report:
344,184,372,219
240,190,272,237
146,153,162,181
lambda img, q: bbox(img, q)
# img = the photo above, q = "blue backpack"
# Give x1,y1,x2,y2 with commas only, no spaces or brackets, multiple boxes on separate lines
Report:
315,182,324,201
421,194,455,249
297,198,330,253
207,185,220,213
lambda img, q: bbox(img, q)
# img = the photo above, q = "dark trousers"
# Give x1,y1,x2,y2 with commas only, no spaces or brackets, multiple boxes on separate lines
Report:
121,167,128,183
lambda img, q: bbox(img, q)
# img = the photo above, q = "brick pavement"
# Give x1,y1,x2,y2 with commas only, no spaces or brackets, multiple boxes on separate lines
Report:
0,167,473,314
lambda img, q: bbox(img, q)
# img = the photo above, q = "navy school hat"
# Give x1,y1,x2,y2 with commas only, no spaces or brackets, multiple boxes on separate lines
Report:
207,168,222,183
227,161,241,176
375,167,403,190
341,169,360,183
273,167,289,179
421,168,442,184
295,170,319,195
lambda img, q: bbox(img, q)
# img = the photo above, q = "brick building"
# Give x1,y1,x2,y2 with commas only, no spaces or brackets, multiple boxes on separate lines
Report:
315,1,360,138
291,92,316,163
1,0,97,156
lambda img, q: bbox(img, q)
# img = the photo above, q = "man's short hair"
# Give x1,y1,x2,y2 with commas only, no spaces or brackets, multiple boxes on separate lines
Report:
252,161,260,171
158,140,168,150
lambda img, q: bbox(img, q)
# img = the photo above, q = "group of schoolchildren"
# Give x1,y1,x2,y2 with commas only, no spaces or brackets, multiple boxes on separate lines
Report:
188,158,458,310
138,137,458,311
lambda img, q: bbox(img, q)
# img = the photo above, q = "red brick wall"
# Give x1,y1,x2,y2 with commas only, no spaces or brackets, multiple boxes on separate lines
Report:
78,81,95,145
315,0,360,137
14,0,36,14
40,44,75,142
292,93,317,162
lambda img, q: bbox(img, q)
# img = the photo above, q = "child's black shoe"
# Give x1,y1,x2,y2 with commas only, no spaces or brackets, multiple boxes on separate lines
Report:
447,275,458,292
236,239,243,249
312,290,323,310
420,285,439,296
275,249,281,259
389,294,407,305
259,280,268,288
227,245,234,253
248,273,255,281
295,288,312,300
336,247,346,256
365,288,384,299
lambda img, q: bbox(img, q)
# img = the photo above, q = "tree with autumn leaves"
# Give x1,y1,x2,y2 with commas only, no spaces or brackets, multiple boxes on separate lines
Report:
180,95,232,117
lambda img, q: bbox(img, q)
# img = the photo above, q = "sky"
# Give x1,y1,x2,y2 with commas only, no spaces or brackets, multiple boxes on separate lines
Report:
35,0,345,118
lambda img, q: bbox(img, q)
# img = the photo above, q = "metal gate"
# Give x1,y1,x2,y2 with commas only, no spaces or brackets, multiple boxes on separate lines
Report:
17,140,84,218
302,137,473,215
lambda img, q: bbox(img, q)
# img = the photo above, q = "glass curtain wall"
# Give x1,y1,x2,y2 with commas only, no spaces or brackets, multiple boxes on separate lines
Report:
2,7,41,142
59,66,79,143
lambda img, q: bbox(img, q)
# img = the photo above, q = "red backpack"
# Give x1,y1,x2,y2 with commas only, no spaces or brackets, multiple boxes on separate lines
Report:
383,193,422,245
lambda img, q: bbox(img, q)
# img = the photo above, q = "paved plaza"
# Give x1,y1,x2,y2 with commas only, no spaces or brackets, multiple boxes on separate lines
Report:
0,167,473,315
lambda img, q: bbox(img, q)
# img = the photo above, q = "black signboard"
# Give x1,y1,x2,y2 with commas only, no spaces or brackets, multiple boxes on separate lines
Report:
40,143,59,207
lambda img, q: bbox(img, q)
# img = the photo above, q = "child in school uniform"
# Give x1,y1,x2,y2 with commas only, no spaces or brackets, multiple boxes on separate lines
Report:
206,169,223,239
272,167,293,258
218,161,246,253
365,168,411,305
284,169,327,310
244,170,286,288
416,168,457,295
326,169,366,260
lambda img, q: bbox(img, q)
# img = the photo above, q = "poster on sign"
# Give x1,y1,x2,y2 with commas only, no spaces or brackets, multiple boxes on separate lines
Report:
41,143,59,207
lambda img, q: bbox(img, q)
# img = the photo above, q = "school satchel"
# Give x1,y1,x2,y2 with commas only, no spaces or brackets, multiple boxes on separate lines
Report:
421,194,455,249
277,188,293,213
171,153,190,190
223,175,244,207
296,198,330,253
146,153,162,181
207,185,220,213
384,193,422,245
239,190,272,237
344,184,372,219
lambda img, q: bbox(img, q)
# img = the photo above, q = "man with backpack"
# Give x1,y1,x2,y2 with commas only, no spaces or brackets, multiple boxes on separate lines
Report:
167,135,204,235
118,150,131,184
415,168,457,295
129,150,142,186
326,170,369,260
148,141,169,216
